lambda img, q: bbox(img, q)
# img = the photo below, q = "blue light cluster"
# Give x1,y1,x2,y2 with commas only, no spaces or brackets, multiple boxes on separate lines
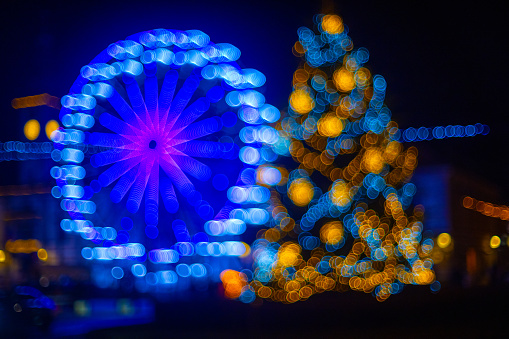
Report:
297,17,354,67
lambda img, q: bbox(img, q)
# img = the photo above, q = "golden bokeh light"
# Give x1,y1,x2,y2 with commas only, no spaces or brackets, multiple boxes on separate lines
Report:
490,236,501,249
321,14,344,34
288,179,314,206
362,148,384,174
37,248,48,261
320,221,344,245
437,233,452,249
317,114,343,137
289,89,315,114
45,120,59,140
220,269,247,299
24,119,40,140
333,68,355,92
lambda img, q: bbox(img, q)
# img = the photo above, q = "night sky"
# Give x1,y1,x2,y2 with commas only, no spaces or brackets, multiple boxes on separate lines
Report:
1,0,507,195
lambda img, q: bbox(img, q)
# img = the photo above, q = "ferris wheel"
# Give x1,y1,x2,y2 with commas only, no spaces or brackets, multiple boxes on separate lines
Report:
50,29,281,297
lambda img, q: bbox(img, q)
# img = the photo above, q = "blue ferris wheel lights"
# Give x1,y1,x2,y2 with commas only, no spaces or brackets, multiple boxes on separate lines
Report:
80,63,120,81
82,82,113,98
61,94,96,110
131,264,147,277
257,166,282,186
60,148,84,163
259,104,280,123
227,185,270,204
111,266,124,279
204,219,247,236
239,146,261,165
61,185,85,199
61,113,95,129
107,40,144,60
53,27,280,295
230,208,270,225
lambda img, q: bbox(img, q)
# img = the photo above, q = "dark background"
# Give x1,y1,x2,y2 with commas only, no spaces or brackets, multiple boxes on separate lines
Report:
1,1,508,337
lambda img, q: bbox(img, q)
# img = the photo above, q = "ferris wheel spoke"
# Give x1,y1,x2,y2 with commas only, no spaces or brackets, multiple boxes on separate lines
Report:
172,116,222,142
171,152,211,182
166,98,210,139
144,74,158,131
158,70,179,131
107,88,142,129
88,132,128,148
91,148,143,168
160,155,195,198
110,165,139,203
125,80,150,131
97,155,144,187
164,74,202,132
126,157,155,213
174,140,225,159
145,159,160,226
160,176,179,213
99,112,142,137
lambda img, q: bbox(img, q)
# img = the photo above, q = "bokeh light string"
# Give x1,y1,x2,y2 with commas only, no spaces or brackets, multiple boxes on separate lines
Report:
462,196,509,221
234,13,436,303
52,29,280,293
396,124,489,143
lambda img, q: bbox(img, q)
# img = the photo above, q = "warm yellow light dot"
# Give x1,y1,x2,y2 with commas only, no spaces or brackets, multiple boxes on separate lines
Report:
437,233,452,249
320,221,344,245
322,14,344,34
24,119,40,140
0,250,5,262
331,181,351,207
318,115,343,137
288,179,314,206
289,89,315,114
37,248,48,261
333,68,355,92
362,148,384,174
277,243,301,267
45,120,59,140
490,235,501,249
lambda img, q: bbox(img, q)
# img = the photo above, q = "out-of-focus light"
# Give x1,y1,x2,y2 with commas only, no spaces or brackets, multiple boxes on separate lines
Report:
257,166,282,186
111,266,124,279
362,148,384,174
0,250,5,262
288,179,314,206
220,269,247,299
5,239,41,253
462,196,509,220
45,120,59,140
24,119,40,140
289,89,314,114
398,124,489,142
333,68,355,92
437,233,451,249
318,115,343,137
11,93,60,110
131,264,147,277
321,15,343,34
490,236,501,249
37,248,48,261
